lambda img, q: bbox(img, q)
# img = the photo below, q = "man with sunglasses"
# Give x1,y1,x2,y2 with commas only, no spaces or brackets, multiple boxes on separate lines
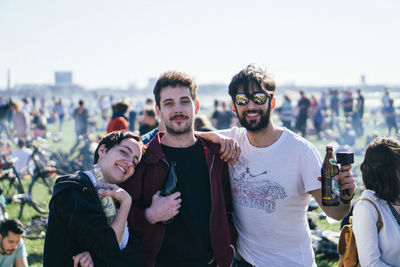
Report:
204,65,355,266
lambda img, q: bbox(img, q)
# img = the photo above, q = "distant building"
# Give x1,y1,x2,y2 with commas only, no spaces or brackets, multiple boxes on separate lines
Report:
55,72,72,85
360,74,366,85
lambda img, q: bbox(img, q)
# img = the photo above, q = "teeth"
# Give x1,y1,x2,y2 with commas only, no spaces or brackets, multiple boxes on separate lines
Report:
247,113,259,116
116,164,126,174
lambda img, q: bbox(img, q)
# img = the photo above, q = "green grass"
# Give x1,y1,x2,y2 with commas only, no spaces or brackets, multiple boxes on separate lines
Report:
3,109,395,266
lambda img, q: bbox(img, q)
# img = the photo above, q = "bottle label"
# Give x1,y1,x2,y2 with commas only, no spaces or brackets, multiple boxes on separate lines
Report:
100,196,117,217
329,158,338,166
332,179,340,196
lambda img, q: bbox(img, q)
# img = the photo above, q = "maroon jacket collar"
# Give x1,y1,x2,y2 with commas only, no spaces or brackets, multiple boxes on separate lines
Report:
143,132,221,164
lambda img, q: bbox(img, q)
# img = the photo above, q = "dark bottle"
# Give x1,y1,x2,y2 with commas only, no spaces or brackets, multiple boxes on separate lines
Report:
161,161,178,224
321,146,340,206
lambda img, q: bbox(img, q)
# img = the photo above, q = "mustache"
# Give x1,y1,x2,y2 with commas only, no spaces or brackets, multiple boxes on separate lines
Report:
170,115,189,120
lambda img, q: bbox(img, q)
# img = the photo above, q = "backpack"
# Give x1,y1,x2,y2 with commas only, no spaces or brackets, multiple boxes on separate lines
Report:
337,198,383,267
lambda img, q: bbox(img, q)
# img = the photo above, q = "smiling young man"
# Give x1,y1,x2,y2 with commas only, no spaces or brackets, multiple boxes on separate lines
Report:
210,65,356,266
0,219,28,267
121,71,237,267
43,130,145,267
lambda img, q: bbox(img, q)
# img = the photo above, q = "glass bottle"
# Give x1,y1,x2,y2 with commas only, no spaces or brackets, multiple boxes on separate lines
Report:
161,162,178,224
92,164,117,224
321,146,340,206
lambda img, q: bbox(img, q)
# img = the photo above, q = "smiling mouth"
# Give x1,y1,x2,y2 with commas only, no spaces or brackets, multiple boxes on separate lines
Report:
115,163,127,174
245,111,261,119
171,115,189,121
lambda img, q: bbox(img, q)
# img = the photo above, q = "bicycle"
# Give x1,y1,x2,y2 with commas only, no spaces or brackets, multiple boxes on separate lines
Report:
26,140,67,216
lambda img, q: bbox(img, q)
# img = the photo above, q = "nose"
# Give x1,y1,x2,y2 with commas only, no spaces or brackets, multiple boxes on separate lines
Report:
173,102,184,113
247,98,257,109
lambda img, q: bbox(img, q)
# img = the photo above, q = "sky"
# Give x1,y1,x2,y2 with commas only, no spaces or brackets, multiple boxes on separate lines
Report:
0,0,399,89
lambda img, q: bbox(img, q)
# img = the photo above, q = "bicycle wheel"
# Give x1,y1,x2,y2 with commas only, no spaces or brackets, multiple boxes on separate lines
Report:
27,173,56,214
23,216,47,239
0,174,25,218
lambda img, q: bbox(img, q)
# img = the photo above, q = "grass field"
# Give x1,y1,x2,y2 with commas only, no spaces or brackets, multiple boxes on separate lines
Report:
3,107,394,266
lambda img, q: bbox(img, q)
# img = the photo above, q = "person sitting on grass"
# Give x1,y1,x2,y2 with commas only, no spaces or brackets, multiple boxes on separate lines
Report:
0,219,28,267
43,130,145,267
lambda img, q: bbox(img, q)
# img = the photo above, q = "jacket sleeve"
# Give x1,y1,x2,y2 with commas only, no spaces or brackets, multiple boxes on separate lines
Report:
55,189,121,261
120,161,156,236
222,162,238,245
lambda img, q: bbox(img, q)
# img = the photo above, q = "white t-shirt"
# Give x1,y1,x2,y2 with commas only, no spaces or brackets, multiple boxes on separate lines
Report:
219,127,322,266
10,148,32,176
84,171,129,250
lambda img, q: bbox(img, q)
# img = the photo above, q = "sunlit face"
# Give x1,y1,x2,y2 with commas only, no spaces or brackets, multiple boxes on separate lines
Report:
0,231,22,255
232,84,274,132
156,86,199,135
97,138,142,184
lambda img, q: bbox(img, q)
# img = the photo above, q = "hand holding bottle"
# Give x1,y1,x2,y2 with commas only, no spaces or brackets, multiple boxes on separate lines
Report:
97,183,132,205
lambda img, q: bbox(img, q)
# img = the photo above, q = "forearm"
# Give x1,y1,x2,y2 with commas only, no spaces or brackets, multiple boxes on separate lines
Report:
110,199,131,244
311,188,352,220
323,202,352,221
15,257,28,267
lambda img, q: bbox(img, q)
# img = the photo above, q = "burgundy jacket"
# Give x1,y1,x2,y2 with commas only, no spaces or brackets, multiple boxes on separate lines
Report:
121,132,237,267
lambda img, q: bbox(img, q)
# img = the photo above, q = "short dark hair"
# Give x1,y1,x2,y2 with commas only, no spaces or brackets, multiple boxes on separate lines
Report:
228,64,276,101
361,137,400,203
143,107,156,118
153,71,197,108
94,130,146,164
0,219,24,237
17,138,26,148
78,99,84,106
115,101,129,114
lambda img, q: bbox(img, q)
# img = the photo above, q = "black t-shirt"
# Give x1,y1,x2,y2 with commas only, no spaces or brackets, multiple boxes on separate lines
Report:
156,140,212,267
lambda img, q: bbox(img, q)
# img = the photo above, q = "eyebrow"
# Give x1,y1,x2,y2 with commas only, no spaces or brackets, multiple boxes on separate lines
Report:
121,145,133,154
162,96,191,103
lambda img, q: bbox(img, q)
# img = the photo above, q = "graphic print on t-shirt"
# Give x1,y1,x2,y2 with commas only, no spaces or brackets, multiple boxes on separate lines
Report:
229,157,287,213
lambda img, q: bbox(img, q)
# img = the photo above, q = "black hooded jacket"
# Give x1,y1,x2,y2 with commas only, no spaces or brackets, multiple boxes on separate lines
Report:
43,172,142,267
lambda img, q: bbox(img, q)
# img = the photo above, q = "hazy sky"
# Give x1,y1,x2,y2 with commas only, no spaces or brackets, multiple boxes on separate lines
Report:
1,0,399,89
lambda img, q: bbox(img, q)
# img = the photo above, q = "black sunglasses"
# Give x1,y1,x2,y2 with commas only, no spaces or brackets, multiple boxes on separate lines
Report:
234,92,271,106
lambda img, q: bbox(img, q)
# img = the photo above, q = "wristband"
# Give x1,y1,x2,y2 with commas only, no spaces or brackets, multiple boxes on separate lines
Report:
340,194,354,204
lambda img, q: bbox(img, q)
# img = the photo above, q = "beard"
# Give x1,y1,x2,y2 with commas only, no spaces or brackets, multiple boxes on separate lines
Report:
165,114,193,135
237,104,271,132
0,240,14,255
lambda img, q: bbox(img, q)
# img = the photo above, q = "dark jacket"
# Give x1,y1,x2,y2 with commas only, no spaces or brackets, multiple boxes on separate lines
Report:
120,132,237,267
43,172,142,267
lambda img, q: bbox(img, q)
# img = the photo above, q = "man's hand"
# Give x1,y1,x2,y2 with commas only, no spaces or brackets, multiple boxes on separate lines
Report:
146,191,181,224
219,136,241,165
334,164,355,200
73,251,93,267
195,131,241,164
97,183,132,205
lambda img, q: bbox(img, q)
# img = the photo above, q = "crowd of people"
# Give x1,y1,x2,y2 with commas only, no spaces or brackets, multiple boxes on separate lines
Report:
0,65,399,266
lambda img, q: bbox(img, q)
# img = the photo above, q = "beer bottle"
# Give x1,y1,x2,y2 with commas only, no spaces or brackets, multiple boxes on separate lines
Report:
161,161,178,224
91,164,117,224
321,146,340,206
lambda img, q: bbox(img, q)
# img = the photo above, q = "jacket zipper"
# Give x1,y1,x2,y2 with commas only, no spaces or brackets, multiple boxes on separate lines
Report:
208,154,215,264
153,158,170,267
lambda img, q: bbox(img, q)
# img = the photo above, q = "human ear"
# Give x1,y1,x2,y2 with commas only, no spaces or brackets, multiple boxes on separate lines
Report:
97,144,106,159
270,97,276,109
195,99,200,114
231,102,237,116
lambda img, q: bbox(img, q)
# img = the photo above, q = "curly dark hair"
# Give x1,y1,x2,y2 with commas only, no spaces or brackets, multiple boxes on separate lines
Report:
228,64,276,101
0,219,24,236
361,137,400,203
153,71,197,108
94,130,146,164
